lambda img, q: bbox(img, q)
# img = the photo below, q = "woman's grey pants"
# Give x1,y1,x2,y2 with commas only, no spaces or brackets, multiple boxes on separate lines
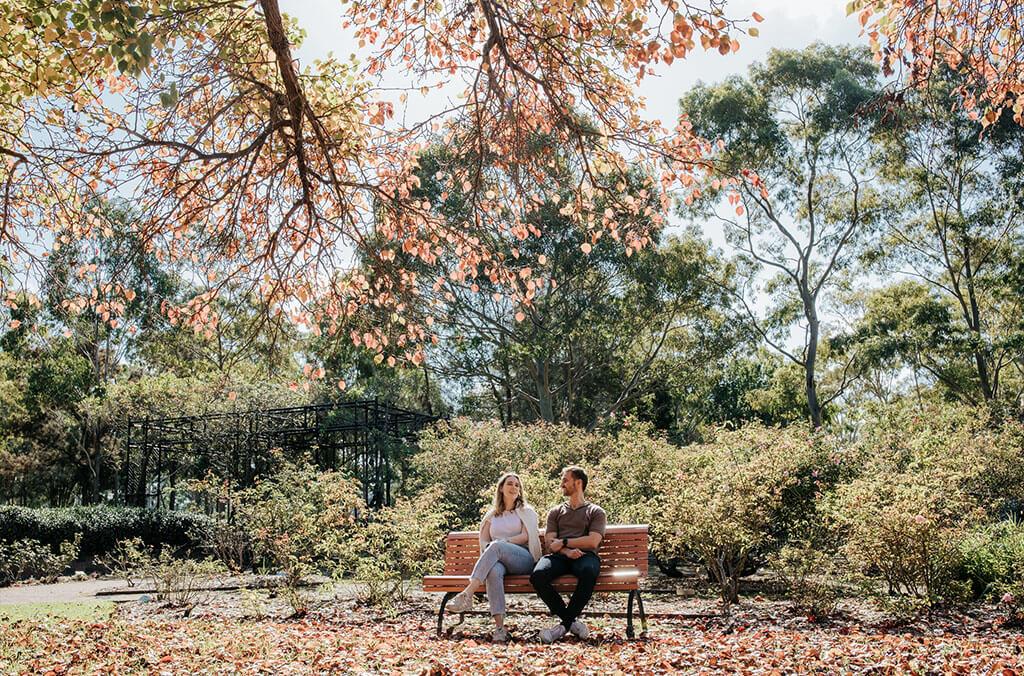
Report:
469,541,535,616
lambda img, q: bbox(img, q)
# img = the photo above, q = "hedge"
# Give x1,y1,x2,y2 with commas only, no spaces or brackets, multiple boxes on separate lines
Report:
0,506,213,558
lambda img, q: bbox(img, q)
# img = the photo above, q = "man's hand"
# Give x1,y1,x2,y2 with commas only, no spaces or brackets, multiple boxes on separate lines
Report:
564,548,583,559
549,538,564,553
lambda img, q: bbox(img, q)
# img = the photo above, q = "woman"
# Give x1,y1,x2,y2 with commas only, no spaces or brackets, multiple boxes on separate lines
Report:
446,472,542,642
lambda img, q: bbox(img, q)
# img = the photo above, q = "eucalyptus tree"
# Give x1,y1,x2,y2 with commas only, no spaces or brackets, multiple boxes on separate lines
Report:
374,143,735,429
679,44,884,428
865,75,1024,406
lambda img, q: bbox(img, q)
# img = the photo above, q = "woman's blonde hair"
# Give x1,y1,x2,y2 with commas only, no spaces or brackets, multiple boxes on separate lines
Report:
492,472,525,515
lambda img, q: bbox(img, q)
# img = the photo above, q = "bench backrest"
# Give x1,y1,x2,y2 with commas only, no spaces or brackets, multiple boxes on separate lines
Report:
442,524,649,576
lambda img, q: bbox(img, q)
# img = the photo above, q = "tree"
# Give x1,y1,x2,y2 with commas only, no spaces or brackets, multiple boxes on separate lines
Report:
865,74,1024,405
0,201,311,504
851,0,1024,127
2,0,759,364
834,281,971,406
679,44,884,428
40,201,175,382
391,144,732,429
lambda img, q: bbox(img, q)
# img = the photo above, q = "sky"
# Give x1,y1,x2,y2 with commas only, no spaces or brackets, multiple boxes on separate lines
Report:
281,0,866,252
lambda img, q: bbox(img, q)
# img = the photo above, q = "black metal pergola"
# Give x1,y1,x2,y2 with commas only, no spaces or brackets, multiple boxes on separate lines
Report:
119,398,440,510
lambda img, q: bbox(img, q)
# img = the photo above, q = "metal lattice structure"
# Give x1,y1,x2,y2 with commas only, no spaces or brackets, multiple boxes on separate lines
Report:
119,398,440,509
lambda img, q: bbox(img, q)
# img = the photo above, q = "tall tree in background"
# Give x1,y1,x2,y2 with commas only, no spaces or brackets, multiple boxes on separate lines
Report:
378,144,733,428
680,44,884,428
864,74,1024,405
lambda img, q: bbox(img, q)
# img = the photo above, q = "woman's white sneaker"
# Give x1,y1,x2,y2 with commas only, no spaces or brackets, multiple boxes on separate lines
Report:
491,627,511,643
447,590,473,613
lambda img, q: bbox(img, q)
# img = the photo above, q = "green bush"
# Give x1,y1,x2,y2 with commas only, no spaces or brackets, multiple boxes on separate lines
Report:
143,548,228,613
827,473,974,607
95,537,150,587
588,422,682,527
959,519,1024,600
853,401,1024,519
823,402,1023,612
656,423,837,608
347,486,451,608
235,455,364,615
770,538,841,621
181,474,252,572
413,419,609,528
97,537,227,613
0,535,81,585
0,505,212,558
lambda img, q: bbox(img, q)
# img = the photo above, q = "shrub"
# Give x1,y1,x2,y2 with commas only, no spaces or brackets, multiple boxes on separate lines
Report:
413,419,609,528
99,537,227,613
770,538,841,621
588,422,681,528
658,458,771,608
854,401,1024,519
0,505,211,558
203,521,251,573
0,535,81,585
95,537,150,587
827,473,974,607
656,423,838,609
823,402,1023,612
958,519,1024,600
182,474,252,572
235,455,364,616
145,548,227,614
346,486,451,608
588,422,689,574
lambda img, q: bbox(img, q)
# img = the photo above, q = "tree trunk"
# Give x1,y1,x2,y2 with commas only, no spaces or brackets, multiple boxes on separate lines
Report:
963,248,995,400
420,364,433,416
804,299,824,429
535,358,555,423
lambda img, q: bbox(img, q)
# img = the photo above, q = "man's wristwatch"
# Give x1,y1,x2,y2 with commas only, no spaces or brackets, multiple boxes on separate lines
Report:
561,538,569,549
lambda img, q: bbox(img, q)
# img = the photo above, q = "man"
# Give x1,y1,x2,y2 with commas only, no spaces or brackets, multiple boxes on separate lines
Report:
530,465,607,643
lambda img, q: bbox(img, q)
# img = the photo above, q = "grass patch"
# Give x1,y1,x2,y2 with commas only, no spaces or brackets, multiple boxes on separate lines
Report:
0,600,115,623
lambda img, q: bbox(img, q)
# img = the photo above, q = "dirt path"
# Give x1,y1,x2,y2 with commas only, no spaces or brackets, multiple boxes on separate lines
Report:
0,579,141,605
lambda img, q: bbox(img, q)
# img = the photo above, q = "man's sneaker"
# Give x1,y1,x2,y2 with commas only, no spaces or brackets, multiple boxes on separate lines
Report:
539,623,567,644
447,590,473,613
569,620,589,639
491,627,510,643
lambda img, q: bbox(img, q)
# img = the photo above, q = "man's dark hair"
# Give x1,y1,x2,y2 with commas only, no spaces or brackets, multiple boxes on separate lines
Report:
562,465,588,491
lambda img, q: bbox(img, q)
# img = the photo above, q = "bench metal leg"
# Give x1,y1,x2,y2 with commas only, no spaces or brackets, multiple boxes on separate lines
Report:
436,592,455,636
626,590,636,638
635,590,648,637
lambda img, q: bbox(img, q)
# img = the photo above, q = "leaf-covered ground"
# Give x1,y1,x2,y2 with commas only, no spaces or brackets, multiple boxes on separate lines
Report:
3,611,1023,675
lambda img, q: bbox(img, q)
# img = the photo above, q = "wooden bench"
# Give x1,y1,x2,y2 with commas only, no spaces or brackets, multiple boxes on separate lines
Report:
423,524,649,637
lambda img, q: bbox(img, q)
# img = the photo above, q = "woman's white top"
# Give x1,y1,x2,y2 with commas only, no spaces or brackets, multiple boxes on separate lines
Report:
489,511,524,541
479,504,543,561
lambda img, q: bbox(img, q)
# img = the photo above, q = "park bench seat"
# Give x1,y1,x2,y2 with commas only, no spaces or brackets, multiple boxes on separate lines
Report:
424,524,649,637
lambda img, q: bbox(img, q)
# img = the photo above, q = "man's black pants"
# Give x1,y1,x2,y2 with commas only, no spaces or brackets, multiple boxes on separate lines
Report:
529,552,600,629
